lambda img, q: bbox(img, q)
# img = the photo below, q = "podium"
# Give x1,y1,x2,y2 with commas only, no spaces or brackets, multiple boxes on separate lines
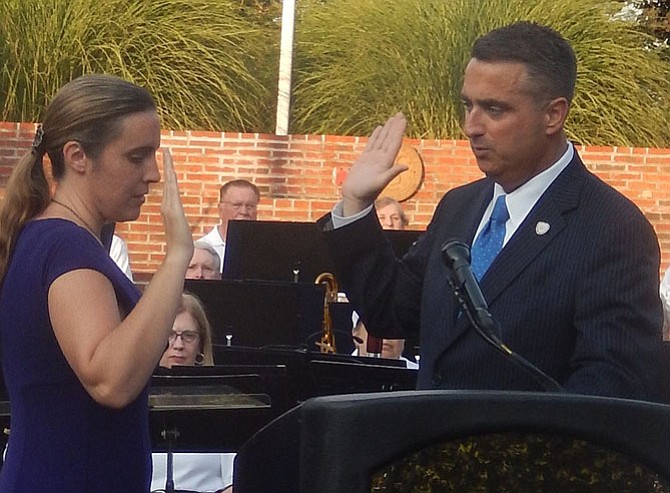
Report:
234,391,670,493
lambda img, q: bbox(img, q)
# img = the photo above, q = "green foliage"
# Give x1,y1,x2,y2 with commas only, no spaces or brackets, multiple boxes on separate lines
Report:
372,433,669,492
566,2,670,146
0,0,275,131
292,0,670,146
2,0,670,143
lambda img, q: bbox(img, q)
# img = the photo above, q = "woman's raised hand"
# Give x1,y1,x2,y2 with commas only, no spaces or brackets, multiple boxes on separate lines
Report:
161,148,193,265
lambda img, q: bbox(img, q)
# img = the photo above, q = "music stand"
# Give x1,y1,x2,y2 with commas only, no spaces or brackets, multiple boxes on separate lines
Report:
384,228,422,257
212,346,416,403
149,366,289,453
183,279,325,350
222,219,423,283
222,220,334,283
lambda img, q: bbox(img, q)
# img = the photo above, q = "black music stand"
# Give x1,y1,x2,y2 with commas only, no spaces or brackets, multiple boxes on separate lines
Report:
216,219,422,355
235,391,670,493
213,346,416,403
149,366,292,453
183,279,326,350
222,220,334,283
222,219,422,283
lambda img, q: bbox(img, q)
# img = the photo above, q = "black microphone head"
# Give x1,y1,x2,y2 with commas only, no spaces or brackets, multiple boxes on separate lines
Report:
441,239,471,269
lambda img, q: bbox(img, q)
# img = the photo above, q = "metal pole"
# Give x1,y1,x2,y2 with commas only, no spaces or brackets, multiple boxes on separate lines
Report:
275,0,296,135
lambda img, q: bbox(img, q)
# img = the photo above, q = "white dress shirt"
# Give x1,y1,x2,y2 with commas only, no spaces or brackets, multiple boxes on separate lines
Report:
473,142,573,246
660,267,670,339
151,452,235,492
199,226,226,273
109,234,133,281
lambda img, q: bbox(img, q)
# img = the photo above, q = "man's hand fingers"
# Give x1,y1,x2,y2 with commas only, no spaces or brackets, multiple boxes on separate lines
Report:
382,164,409,183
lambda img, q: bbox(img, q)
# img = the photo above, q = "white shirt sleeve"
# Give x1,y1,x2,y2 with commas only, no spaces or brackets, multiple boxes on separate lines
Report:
220,452,235,489
660,267,670,339
331,201,374,229
109,235,133,281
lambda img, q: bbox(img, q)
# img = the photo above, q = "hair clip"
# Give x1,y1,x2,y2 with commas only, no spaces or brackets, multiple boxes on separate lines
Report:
31,125,45,155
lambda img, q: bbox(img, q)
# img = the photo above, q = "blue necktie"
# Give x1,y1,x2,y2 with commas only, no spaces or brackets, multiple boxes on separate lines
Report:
471,195,509,281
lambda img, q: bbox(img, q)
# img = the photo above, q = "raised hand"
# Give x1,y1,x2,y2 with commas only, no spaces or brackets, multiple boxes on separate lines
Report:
342,112,408,216
161,148,193,265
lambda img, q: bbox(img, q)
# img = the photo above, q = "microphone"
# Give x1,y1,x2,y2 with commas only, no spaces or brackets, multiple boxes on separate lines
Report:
441,240,502,344
440,239,563,392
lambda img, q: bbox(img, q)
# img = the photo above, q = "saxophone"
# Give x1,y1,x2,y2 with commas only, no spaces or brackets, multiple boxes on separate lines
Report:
314,272,338,354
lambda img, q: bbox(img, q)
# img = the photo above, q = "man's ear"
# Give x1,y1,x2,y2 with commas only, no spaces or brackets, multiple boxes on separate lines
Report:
62,141,89,174
544,97,569,136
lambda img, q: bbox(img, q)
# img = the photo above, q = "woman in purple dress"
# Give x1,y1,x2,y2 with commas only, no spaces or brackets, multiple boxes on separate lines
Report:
0,74,193,492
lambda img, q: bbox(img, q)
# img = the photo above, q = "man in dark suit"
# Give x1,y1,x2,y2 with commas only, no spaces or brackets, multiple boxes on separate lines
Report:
319,22,663,401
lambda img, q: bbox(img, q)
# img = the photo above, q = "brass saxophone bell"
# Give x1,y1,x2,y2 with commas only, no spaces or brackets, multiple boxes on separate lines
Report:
315,272,338,354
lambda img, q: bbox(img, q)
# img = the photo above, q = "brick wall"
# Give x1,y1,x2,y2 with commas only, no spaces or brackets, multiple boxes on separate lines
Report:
2,121,670,278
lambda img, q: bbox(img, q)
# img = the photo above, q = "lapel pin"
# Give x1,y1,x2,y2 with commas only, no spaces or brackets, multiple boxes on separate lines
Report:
536,221,550,236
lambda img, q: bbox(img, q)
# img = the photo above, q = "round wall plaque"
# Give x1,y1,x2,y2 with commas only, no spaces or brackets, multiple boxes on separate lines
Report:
381,143,424,201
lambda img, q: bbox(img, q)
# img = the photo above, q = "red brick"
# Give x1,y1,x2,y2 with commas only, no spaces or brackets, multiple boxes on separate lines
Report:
2,123,670,274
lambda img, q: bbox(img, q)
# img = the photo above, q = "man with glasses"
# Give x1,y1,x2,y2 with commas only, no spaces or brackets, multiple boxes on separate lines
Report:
199,179,260,272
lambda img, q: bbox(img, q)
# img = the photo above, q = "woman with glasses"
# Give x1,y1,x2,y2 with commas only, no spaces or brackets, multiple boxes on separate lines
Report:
159,292,214,368
152,292,234,493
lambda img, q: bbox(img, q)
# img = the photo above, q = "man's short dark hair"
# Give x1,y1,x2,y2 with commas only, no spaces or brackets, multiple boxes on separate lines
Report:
472,21,577,104
219,179,260,202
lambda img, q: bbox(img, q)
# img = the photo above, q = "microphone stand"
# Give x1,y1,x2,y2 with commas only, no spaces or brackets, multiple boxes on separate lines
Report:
442,240,563,393
447,277,563,392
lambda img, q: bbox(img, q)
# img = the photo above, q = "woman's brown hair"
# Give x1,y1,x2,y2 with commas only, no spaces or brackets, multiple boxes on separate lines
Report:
0,74,156,282
180,292,215,366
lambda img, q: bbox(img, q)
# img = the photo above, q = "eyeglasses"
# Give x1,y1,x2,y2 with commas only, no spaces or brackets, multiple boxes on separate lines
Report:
221,201,258,211
168,330,200,344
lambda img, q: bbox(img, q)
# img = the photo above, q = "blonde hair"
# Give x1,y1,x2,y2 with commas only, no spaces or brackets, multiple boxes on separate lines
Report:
0,74,156,282
375,196,409,227
181,292,215,366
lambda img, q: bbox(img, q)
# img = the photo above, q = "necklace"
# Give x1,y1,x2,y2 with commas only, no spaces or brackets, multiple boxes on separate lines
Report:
51,199,102,244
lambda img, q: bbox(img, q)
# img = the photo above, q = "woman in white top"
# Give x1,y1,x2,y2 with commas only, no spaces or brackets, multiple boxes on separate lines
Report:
151,293,234,493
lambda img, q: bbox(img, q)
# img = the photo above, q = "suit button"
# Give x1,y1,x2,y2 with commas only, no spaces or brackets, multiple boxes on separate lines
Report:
431,373,442,387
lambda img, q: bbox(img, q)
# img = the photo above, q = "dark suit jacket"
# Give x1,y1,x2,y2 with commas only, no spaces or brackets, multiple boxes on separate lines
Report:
319,152,664,401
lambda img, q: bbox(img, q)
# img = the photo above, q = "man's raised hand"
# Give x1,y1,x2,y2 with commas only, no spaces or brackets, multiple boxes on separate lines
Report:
342,113,408,217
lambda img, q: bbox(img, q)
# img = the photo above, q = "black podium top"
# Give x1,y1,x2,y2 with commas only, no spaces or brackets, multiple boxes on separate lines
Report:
235,390,670,493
